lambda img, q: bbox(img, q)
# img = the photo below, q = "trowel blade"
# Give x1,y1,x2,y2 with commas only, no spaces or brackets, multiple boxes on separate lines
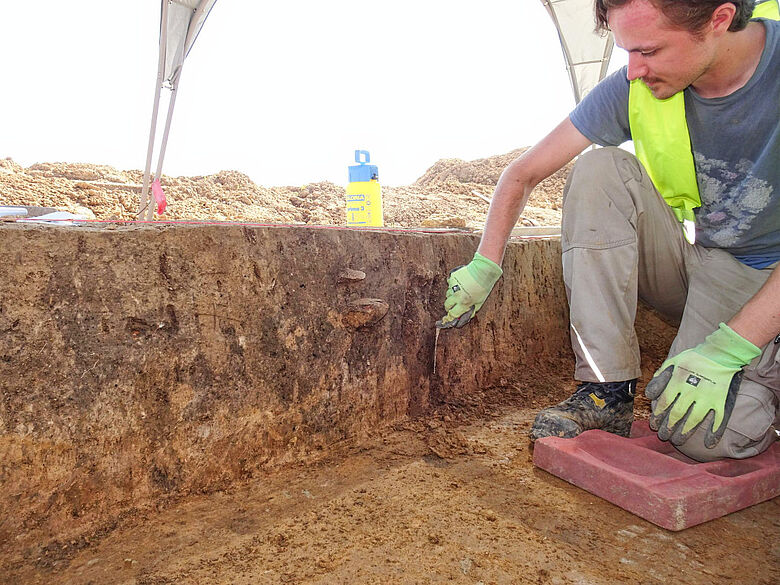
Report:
433,327,440,374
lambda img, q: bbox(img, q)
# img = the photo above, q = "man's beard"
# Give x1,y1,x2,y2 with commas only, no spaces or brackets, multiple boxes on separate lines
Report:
643,78,677,99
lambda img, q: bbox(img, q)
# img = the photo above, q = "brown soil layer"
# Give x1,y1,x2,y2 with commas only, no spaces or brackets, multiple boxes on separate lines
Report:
1,226,574,569
0,149,565,228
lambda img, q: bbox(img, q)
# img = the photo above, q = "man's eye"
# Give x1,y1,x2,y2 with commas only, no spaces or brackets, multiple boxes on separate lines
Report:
641,50,657,56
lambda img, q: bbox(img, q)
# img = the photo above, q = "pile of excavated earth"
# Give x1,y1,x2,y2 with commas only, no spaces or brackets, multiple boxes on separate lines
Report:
0,149,565,227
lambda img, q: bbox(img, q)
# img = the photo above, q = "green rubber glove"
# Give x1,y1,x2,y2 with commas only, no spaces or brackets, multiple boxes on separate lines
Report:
645,323,761,448
436,252,502,329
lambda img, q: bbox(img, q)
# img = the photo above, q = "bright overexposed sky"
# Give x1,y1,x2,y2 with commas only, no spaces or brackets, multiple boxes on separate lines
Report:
1,1,627,187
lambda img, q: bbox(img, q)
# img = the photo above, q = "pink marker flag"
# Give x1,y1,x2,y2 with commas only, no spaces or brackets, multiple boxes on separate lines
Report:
152,179,167,215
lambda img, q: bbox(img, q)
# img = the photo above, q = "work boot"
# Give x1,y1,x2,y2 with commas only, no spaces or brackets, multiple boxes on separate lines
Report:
529,380,637,441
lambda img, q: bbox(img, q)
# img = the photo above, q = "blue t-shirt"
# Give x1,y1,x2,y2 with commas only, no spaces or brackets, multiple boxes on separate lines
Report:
570,19,780,269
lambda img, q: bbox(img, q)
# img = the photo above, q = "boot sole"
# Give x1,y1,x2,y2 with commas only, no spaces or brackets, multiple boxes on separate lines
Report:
529,412,633,442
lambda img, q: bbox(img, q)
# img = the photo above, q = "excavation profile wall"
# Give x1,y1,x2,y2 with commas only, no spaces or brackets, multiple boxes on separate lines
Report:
2,224,591,549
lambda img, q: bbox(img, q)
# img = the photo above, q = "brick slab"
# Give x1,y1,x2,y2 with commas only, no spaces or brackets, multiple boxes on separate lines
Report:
532,421,780,531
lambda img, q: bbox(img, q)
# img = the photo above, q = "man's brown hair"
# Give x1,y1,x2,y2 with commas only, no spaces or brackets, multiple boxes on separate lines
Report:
594,0,756,34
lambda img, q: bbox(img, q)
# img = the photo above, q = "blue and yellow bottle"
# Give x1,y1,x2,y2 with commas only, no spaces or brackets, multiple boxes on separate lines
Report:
346,150,383,227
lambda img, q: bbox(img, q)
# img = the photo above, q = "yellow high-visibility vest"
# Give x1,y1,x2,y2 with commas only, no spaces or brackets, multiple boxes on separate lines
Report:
754,0,780,20
627,3,779,244
628,80,698,242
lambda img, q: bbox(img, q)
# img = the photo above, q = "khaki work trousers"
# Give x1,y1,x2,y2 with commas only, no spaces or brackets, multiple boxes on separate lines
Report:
560,147,779,461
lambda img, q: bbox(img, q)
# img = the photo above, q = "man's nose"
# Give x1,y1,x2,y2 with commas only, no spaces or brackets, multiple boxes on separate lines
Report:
626,54,648,81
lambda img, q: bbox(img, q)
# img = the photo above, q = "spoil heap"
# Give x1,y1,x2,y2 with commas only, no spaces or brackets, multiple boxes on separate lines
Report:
0,149,568,227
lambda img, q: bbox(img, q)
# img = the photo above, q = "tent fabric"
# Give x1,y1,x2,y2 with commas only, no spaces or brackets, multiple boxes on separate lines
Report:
541,0,614,103
140,1,612,217
162,0,218,89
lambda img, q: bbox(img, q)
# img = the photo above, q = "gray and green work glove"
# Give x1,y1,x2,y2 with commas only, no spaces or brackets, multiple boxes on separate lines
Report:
436,252,503,329
646,323,761,448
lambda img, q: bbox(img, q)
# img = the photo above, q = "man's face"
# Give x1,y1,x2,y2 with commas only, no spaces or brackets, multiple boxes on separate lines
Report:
609,0,717,98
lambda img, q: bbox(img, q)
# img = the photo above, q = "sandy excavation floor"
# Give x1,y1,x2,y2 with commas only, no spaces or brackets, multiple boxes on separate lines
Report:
9,386,779,585
1,152,778,584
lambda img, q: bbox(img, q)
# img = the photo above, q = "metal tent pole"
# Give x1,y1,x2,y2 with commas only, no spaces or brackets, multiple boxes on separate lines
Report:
138,0,170,218
146,71,183,220
139,86,164,217
541,0,581,103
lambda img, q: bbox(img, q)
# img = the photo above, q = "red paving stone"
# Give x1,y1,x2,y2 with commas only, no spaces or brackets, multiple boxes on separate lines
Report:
533,421,780,531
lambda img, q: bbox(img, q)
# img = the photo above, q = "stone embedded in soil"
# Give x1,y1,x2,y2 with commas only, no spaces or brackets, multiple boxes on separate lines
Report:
337,268,367,283
340,298,390,329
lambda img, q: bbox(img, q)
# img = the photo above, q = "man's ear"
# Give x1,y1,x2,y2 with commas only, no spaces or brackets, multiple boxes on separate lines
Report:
710,2,737,34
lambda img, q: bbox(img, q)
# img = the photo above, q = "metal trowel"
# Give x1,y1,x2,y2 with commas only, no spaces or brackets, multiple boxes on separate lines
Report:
433,326,441,374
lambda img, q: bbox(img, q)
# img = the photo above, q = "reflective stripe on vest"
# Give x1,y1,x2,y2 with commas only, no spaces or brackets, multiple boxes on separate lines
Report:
628,5,779,244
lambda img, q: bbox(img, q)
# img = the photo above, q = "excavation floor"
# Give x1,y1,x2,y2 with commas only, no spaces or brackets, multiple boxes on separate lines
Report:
7,386,778,585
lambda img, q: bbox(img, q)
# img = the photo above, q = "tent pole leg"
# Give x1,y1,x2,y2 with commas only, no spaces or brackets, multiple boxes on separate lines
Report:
139,0,170,218
147,71,182,221
139,83,164,218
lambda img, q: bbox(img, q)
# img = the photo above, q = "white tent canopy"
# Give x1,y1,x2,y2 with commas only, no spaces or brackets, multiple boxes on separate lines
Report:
139,1,614,218
541,0,614,103
162,0,218,88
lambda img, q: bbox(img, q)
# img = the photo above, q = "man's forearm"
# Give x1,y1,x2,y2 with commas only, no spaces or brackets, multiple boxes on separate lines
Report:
727,266,780,347
474,117,592,266
477,160,536,265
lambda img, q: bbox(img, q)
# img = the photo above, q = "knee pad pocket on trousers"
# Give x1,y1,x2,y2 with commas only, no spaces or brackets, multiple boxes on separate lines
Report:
725,383,777,442
562,149,642,250
744,338,780,393
673,382,777,462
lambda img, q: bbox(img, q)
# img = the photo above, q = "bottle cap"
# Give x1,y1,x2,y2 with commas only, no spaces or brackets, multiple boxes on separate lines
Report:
348,150,378,182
